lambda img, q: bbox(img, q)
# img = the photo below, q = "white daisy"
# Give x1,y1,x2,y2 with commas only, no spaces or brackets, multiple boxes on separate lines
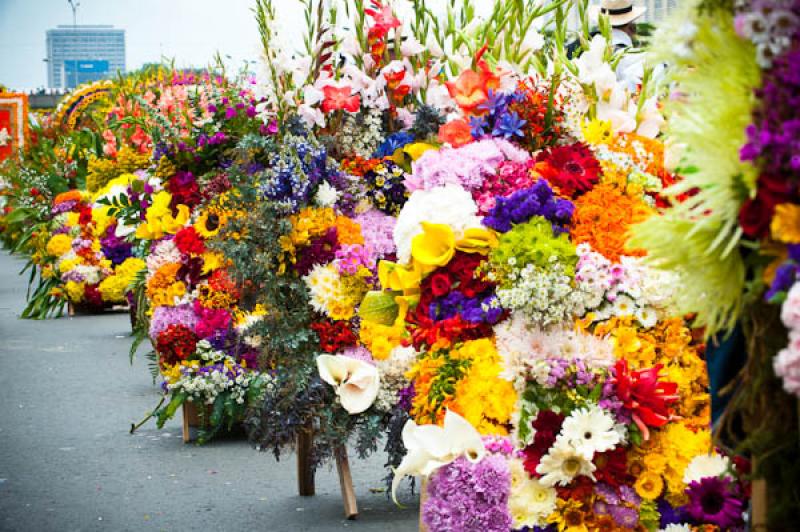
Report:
612,294,636,317
559,404,621,458
535,439,596,487
683,452,731,484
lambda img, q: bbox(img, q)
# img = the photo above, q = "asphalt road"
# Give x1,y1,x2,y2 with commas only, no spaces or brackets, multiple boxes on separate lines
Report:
0,251,418,532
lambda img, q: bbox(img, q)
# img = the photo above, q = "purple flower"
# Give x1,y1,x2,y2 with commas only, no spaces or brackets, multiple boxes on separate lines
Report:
685,476,744,529
483,180,574,233
225,106,237,119
609,505,639,529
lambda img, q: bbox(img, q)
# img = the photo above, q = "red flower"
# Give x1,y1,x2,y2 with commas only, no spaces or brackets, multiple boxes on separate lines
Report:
593,447,631,487
445,51,501,114
156,324,198,367
429,272,453,297
522,410,565,476
738,173,790,239
84,283,104,308
611,359,679,440
321,85,360,113
535,142,601,197
311,320,358,353
438,119,473,148
557,475,594,501
78,205,93,226
175,227,206,256
364,1,400,37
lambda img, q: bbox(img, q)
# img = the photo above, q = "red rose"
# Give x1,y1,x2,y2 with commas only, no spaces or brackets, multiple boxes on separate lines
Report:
429,272,453,297
739,173,792,239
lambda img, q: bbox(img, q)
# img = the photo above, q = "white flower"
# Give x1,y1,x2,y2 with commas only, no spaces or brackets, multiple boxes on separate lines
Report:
313,181,339,207
519,29,545,55
391,410,485,503
392,184,481,264
683,452,732,484
661,525,692,532
612,294,636,317
508,459,557,528
316,354,380,415
536,439,596,487
401,32,425,57
559,405,621,458
635,306,658,329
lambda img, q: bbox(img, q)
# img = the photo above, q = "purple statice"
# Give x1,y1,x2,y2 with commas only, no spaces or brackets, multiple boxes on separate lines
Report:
685,476,744,529
657,497,690,528
339,345,375,365
483,180,574,233
428,291,504,325
51,200,78,215
149,304,198,339
295,227,340,276
354,209,396,259
397,382,415,412
422,455,512,532
740,45,800,176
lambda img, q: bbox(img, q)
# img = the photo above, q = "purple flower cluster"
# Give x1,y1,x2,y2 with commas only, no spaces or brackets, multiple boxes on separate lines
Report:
52,200,79,215
483,180,574,233
428,291,504,325
149,304,198,339
593,482,641,529
685,476,744,529
741,45,800,175
100,224,133,265
354,209,396,259
422,455,512,532
765,243,800,301
470,90,528,140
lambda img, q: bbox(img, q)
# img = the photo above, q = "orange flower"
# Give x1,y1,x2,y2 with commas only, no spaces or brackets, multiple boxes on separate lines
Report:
570,183,653,262
445,55,500,114
54,190,83,205
438,119,473,147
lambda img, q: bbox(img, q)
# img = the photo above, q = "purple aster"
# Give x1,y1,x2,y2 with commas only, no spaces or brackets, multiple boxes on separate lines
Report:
685,476,744,529
609,505,639,529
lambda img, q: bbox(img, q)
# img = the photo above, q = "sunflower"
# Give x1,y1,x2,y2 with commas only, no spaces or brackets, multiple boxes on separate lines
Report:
634,471,665,500
194,210,227,238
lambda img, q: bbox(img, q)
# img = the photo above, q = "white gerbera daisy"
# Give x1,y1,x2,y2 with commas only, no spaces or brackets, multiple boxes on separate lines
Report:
683,452,731,484
559,405,621,458
661,524,692,532
535,439,596,487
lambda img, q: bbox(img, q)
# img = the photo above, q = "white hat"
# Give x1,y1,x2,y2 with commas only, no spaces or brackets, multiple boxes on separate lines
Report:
589,0,646,27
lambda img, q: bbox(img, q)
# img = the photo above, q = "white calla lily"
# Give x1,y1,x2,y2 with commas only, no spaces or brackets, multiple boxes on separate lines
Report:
316,355,379,415
391,410,485,505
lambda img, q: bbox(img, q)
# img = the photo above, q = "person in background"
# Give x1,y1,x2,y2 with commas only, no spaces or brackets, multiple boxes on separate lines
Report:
589,0,648,90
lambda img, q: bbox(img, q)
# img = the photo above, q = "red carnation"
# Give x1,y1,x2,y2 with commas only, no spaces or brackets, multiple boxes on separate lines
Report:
84,284,104,308
175,227,206,256
535,142,601,197
311,320,358,353
78,205,93,226
611,359,679,440
429,272,453,297
156,324,198,367
522,410,565,477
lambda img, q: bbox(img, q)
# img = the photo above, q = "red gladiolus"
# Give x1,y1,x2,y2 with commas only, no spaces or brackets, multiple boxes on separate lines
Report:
611,359,679,440
364,2,401,37
438,119,473,148
321,85,361,114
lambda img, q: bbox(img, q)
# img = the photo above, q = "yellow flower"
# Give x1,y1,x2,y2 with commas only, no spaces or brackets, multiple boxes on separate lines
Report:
201,252,226,274
412,222,456,267
135,191,190,240
64,281,85,303
455,227,498,255
378,260,424,294
66,212,80,227
548,498,589,532
771,203,800,243
46,234,73,257
634,471,664,500
194,210,227,238
581,119,613,145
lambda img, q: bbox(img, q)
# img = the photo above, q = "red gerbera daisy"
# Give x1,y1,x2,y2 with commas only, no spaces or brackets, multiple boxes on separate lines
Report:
535,142,601,197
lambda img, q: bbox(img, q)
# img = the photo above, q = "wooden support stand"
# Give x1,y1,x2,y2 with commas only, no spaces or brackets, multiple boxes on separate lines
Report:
182,402,203,443
296,425,359,519
419,477,429,532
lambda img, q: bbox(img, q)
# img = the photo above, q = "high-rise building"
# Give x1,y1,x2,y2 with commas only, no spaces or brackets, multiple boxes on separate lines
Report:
45,25,125,89
642,0,680,24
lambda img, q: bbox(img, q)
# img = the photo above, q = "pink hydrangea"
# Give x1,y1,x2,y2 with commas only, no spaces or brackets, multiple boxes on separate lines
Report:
334,244,376,275
781,282,800,330
473,159,537,214
774,331,800,396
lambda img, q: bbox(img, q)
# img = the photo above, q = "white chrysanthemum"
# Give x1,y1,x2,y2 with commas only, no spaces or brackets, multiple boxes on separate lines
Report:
536,439,596,487
559,405,622,459
661,524,692,532
304,263,341,315
393,184,481,264
374,345,417,412
508,459,556,529
683,453,731,484
314,180,340,208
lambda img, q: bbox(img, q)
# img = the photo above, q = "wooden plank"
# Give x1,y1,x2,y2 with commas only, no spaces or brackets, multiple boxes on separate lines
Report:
335,447,358,520
297,426,315,496
751,477,768,530
182,402,193,443
419,477,428,532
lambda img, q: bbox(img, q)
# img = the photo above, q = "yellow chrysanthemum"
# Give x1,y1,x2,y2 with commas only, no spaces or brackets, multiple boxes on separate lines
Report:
634,471,664,500
771,203,800,244
581,119,613,145
46,234,73,257
64,281,85,303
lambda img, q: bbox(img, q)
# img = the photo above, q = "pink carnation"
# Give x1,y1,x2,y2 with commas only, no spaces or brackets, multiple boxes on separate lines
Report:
774,331,800,396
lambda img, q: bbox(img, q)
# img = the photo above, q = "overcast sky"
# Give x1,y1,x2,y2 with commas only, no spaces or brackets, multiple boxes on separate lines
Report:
0,0,308,90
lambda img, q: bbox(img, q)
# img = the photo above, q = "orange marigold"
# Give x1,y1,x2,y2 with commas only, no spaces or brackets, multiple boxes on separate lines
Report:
570,183,653,262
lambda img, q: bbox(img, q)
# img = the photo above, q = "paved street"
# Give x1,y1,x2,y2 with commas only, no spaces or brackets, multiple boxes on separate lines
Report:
0,252,418,532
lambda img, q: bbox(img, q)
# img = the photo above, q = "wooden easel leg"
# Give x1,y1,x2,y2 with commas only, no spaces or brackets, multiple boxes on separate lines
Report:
182,403,191,443
335,446,358,520
68,302,75,317
297,426,315,496
751,477,768,530
419,477,429,532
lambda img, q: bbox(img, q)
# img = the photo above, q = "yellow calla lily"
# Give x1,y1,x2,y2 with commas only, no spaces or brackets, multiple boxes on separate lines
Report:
162,204,190,234
411,222,456,267
455,227,499,255
394,294,419,325
378,260,423,293
403,142,437,161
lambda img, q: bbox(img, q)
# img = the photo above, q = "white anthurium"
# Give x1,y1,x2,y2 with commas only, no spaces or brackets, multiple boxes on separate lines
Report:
317,354,380,415
391,410,485,504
